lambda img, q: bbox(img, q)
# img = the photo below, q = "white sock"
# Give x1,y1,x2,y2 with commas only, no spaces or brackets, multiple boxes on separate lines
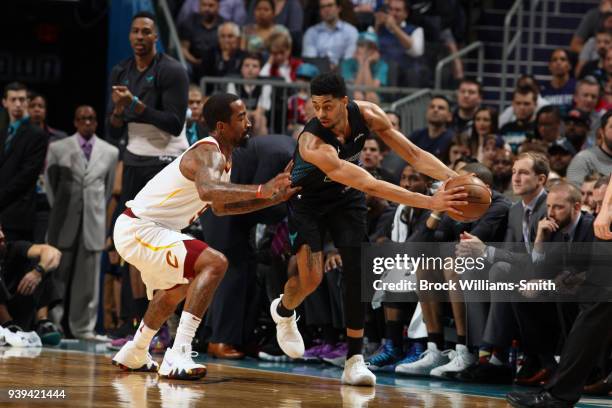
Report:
133,321,157,350
173,311,202,349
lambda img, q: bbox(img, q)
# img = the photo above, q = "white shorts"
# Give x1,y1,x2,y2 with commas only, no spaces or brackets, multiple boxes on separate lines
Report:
113,210,208,300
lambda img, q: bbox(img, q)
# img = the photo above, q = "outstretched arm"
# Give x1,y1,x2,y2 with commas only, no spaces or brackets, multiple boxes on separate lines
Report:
300,133,467,215
594,176,612,240
180,143,296,214
356,100,457,181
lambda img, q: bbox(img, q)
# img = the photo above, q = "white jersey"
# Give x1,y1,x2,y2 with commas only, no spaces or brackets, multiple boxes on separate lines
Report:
126,136,230,230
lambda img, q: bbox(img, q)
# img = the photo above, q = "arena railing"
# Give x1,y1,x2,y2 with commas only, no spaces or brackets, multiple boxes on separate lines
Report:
200,76,426,135
434,41,484,91
157,0,188,69
500,0,524,109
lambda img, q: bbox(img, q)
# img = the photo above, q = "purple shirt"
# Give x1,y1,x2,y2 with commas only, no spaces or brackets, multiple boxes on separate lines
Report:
77,133,95,160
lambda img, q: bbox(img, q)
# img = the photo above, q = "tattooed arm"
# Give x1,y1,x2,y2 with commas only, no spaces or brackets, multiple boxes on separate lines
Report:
180,142,297,213
354,100,457,181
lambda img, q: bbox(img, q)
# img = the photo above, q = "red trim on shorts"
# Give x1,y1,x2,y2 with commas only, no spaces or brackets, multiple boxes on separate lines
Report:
124,208,137,218
183,239,208,279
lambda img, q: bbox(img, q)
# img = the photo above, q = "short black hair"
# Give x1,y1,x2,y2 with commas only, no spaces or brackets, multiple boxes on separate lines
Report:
536,105,561,123
131,11,157,29
601,110,612,129
310,72,347,98
242,52,263,67
431,94,451,110
384,109,401,127
458,78,483,96
203,93,240,129
3,82,27,99
28,91,46,104
461,162,493,187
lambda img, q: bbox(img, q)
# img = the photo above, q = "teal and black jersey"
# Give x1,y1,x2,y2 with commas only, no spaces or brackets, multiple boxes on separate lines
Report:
290,100,369,207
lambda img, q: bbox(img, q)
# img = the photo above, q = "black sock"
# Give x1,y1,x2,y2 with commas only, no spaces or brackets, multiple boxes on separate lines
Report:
276,299,294,318
457,335,467,346
346,336,363,359
428,332,444,350
385,321,404,348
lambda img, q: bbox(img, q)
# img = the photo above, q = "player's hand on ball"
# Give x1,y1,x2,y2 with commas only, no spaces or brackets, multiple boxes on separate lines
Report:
263,172,292,198
430,180,468,216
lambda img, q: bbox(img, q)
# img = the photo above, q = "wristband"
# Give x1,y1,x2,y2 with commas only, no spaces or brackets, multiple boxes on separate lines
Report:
256,184,263,199
129,96,139,112
430,213,441,221
34,264,46,275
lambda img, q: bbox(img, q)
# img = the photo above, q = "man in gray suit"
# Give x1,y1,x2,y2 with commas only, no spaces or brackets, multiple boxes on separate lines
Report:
456,151,550,384
45,106,119,340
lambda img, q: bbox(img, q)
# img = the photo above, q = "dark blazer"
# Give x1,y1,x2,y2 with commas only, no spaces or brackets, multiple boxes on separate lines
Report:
0,119,48,234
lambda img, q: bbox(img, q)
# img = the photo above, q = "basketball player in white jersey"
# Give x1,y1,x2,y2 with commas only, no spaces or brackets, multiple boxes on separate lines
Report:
111,93,297,380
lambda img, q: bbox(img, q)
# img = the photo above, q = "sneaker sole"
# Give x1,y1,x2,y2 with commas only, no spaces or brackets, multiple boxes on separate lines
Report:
158,367,207,380
112,359,159,373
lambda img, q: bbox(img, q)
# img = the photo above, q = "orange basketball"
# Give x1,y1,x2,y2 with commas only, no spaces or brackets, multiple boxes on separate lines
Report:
445,174,492,223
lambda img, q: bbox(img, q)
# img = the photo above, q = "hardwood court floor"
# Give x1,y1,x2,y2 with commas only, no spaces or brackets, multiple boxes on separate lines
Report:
0,345,609,407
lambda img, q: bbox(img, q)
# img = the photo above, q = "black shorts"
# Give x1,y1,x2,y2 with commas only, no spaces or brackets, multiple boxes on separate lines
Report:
118,162,169,210
287,196,368,254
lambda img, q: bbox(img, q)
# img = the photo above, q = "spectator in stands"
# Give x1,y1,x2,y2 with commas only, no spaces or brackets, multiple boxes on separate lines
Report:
447,135,471,166
591,174,610,214
564,108,592,153
500,86,538,154
200,22,245,80
45,105,119,341
261,30,302,82
186,85,208,145
573,76,603,143
597,51,612,112
451,78,482,137
408,95,454,158
548,139,575,178
499,75,549,128
481,135,501,170
570,0,612,53
351,0,376,31
541,49,576,114
302,0,358,67
580,171,602,213
27,93,68,142
374,0,426,87
385,110,400,131
469,106,504,163
491,149,516,200
578,28,612,83
107,12,189,342
242,0,288,54
176,0,246,27
360,135,395,183
567,111,612,186
0,224,62,344
179,0,225,76
577,12,612,76
340,32,388,103
534,105,562,146
0,82,47,242
246,0,304,47
287,65,319,133
227,53,271,129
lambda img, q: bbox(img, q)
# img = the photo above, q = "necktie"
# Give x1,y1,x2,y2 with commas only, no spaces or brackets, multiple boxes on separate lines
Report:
523,208,532,252
82,142,92,161
4,123,17,153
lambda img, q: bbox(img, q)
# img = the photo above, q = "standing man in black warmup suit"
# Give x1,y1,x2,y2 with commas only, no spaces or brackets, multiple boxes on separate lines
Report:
107,11,189,340
269,72,469,386
0,82,47,242
507,174,612,407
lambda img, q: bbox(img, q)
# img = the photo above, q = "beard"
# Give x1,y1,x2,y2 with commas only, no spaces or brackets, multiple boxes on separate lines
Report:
238,133,250,148
605,137,612,152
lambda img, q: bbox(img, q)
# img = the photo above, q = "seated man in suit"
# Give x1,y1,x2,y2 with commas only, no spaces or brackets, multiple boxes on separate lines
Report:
455,152,550,384
393,163,511,378
0,224,62,345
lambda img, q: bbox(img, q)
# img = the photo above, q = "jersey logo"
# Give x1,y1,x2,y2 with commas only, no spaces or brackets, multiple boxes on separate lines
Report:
166,251,179,269
323,176,333,183
355,133,365,141
289,232,298,246
146,75,154,83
